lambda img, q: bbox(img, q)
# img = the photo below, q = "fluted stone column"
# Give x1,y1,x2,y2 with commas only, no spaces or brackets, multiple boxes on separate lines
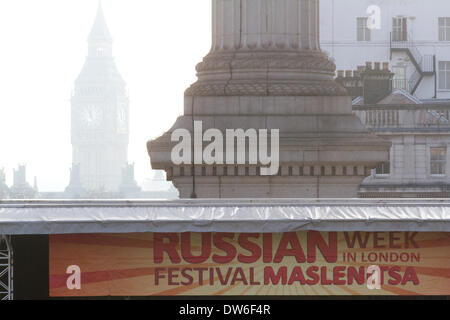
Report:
148,0,391,198
212,0,320,51
188,0,344,97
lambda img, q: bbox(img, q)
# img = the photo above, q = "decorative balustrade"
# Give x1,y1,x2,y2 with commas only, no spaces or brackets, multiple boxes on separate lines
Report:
365,109,400,128
354,105,450,129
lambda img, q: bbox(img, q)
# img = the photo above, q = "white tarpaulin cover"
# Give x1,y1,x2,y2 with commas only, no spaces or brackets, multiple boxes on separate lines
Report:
0,199,449,235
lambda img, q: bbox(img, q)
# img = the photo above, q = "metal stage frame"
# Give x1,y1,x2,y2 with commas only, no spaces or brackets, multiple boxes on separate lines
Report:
0,235,12,300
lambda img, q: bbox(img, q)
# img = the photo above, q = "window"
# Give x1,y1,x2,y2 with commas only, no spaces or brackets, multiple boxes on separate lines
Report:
357,17,371,41
392,17,408,41
439,17,450,41
375,162,390,175
439,61,450,90
97,47,104,57
430,147,446,175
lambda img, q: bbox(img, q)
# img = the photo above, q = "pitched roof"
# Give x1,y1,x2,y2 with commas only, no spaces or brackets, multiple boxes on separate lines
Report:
377,89,423,105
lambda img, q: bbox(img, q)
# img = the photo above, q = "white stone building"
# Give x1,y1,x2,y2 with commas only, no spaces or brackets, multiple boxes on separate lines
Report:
353,89,450,197
321,0,450,197
321,0,450,99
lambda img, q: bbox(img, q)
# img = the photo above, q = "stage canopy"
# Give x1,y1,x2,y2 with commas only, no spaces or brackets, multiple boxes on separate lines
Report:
0,199,449,235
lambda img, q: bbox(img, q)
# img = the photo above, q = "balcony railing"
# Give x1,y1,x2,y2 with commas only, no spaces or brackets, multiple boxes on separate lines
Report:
354,104,450,130
422,55,435,74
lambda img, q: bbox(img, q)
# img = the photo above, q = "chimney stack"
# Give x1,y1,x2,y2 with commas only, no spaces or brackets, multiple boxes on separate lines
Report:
361,61,394,105
335,68,364,99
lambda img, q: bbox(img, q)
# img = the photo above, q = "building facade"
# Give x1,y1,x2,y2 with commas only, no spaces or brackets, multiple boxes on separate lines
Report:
321,0,450,100
70,3,130,193
355,94,450,198
336,62,450,197
323,0,450,197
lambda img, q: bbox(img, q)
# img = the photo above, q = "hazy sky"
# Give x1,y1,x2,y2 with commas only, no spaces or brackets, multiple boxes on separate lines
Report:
0,0,211,191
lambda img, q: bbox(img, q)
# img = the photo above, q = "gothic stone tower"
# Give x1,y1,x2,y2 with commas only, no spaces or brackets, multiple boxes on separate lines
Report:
70,3,129,193
148,0,391,198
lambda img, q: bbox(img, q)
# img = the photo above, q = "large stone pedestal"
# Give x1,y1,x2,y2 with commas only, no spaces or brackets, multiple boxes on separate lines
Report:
147,0,391,198
149,95,390,198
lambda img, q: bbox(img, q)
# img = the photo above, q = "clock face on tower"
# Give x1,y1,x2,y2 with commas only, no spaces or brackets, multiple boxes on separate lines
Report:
81,105,103,129
117,106,127,133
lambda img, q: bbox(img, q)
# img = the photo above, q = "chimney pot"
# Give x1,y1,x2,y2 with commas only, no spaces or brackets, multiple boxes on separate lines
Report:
365,61,372,70
383,62,389,71
337,70,344,77
345,70,352,78
374,62,381,71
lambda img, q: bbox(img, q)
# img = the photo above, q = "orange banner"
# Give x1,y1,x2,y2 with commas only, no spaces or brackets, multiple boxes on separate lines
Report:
49,232,450,296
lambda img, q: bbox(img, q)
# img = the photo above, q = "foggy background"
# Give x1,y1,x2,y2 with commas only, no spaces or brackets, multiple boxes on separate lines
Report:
0,0,211,191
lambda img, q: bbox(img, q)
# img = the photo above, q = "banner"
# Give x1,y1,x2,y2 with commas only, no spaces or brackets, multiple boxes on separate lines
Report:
49,232,450,296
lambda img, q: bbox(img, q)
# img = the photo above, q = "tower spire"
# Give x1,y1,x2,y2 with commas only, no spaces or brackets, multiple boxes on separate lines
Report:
88,0,112,44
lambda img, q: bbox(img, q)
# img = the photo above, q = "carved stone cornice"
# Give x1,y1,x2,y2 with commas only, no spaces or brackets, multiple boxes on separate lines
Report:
185,80,347,96
186,50,346,97
196,51,336,74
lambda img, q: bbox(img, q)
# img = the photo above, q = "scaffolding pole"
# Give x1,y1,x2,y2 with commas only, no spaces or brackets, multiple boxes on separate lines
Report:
0,235,13,300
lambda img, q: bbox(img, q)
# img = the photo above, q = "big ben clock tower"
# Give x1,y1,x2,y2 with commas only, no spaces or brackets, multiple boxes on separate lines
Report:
70,2,129,193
